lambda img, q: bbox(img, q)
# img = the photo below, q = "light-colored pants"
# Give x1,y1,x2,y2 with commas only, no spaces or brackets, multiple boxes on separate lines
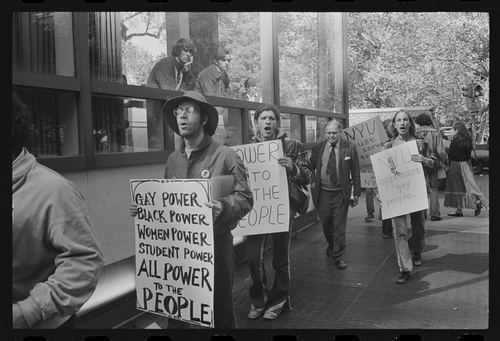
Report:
391,210,426,273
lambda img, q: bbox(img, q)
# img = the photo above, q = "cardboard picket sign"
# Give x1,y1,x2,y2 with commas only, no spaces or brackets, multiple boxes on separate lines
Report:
230,140,290,236
341,116,389,188
370,140,429,220
130,179,215,328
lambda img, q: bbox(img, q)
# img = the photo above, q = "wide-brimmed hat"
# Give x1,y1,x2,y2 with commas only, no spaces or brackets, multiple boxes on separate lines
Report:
162,91,219,136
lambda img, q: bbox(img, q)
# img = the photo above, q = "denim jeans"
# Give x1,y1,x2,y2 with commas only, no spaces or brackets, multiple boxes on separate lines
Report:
246,216,293,312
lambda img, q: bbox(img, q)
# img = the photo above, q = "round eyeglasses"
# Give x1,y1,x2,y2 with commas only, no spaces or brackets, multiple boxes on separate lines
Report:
173,107,197,117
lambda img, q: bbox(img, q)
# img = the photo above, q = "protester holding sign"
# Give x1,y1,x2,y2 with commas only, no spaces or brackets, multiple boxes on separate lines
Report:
310,119,361,270
375,110,437,284
130,91,253,328
246,104,312,321
381,118,394,239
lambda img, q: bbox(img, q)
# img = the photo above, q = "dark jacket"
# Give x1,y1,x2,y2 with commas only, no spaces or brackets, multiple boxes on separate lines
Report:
448,138,472,162
147,56,196,91
165,135,253,246
195,64,229,97
309,138,361,208
416,125,447,169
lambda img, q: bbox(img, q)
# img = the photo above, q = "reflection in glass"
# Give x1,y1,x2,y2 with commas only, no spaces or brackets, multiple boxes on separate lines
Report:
280,113,301,142
13,88,79,157
93,96,165,153
278,13,344,113
306,116,330,143
88,12,123,82
93,12,262,100
13,12,75,77
215,107,243,147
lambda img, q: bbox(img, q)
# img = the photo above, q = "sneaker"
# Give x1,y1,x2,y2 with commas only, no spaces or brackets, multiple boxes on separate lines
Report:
263,308,283,320
413,253,422,266
248,304,265,319
396,272,411,284
365,213,375,222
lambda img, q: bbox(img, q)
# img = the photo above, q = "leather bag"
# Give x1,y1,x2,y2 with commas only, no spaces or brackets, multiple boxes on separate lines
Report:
288,181,310,215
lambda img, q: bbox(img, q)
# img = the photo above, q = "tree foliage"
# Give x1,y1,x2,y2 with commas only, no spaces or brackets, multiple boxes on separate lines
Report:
119,12,489,141
347,12,489,140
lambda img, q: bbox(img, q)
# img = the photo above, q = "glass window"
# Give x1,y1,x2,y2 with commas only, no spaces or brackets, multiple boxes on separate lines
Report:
12,12,75,77
280,113,302,141
13,87,79,157
92,95,166,153
305,116,330,143
278,13,344,113
90,12,263,102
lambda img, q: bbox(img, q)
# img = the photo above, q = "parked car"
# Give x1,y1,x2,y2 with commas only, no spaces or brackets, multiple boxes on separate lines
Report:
471,144,489,174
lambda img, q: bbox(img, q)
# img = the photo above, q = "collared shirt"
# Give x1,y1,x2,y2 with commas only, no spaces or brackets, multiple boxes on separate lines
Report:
320,142,342,191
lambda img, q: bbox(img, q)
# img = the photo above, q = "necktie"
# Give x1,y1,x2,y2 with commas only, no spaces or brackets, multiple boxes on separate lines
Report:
326,143,337,184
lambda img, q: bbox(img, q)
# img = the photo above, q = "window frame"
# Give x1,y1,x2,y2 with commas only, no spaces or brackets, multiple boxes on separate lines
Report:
12,12,349,172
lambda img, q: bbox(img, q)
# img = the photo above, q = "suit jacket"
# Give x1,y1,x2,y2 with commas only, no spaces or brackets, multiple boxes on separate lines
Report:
310,138,361,208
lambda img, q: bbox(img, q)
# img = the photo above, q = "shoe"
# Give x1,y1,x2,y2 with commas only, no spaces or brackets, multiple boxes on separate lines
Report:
335,259,347,269
413,258,422,266
365,213,375,222
475,203,482,217
396,272,411,284
448,212,463,217
326,246,333,257
263,308,283,320
431,216,442,221
383,234,391,239
248,304,265,319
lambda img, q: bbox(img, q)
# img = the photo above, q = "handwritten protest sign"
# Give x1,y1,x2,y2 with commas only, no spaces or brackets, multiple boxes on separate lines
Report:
342,116,388,188
370,140,429,220
361,171,377,188
130,179,214,328
230,140,290,236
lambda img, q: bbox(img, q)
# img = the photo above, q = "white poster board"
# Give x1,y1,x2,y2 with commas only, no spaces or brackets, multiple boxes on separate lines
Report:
130,179,214,328
342,116,388,188
230,140,290,236
370,140,429,220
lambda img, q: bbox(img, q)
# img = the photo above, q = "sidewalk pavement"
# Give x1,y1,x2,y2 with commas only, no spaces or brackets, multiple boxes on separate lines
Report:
119,173,490,339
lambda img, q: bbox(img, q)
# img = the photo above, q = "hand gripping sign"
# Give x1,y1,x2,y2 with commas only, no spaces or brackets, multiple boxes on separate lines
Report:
230,140,290,236
370,140,429,220
131,179,214,328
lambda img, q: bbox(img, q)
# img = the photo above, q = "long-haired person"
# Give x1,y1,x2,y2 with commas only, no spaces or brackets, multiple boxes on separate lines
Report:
376,110,438,284
444,121,489,217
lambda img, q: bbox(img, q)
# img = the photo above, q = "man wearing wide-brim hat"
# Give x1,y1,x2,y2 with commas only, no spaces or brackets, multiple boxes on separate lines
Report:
130,91,253,329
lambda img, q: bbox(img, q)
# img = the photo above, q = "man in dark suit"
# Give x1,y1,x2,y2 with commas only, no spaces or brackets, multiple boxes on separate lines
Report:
310,119,361,269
